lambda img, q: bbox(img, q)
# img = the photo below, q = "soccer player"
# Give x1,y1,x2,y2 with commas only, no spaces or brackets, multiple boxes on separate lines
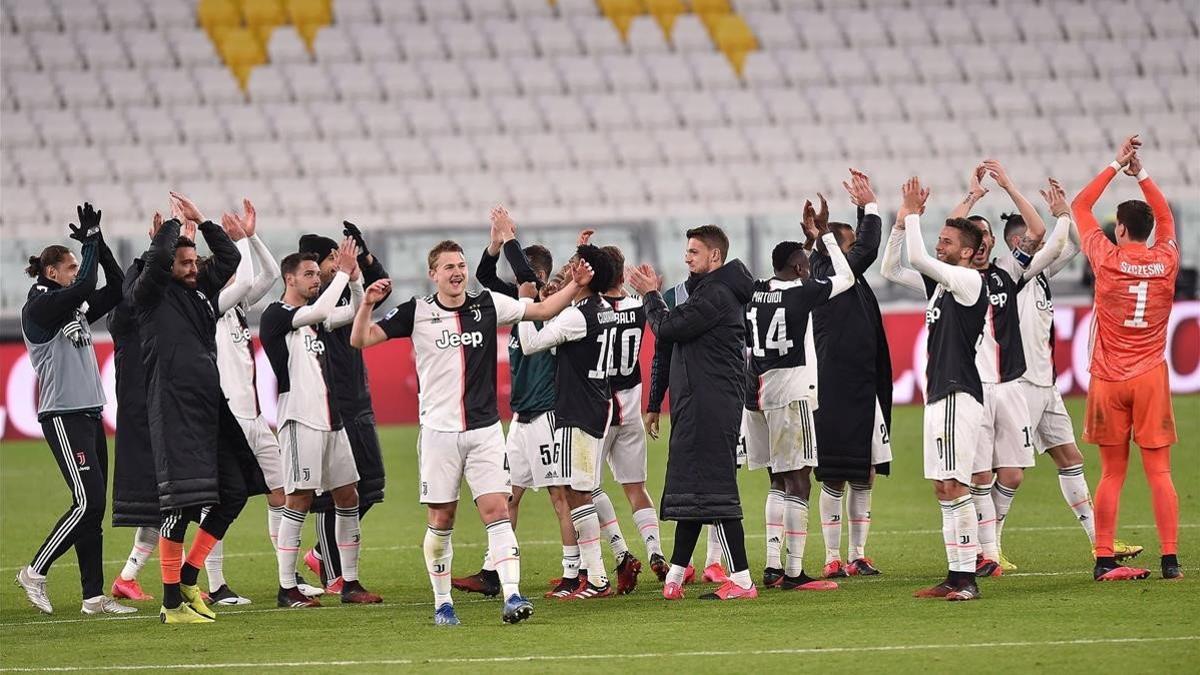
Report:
516,244,623,599
16,204,135,616
261,239,382,608
350,238,592,625
626,225,758,601
645,279,728,585
881,178,987,601
949,161,1069,575
744,211,854,592
806,172,893,580
453,207,577,598
596,245,666,589
297,222,390,594
132,192,267,624
210,201,282,604
1072,137,1181,581
1009,180,1143,563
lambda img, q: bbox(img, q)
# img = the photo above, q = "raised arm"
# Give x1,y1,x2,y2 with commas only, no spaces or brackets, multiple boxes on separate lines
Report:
817,231,855,298
904,213,981,304
245,234,280,305
949,164,989,220
132,217,180,308
1019,178,1072,281
1131,156,1178,255
880,223,925,294
1045,218,1081,278
985,159,1046,253
215,236,254,315
327,278,364,329
25,208,103,331
1073,135,1139,259
517,305,587,354
840,170,883,274
519,260,590,323
350,280,398,349
476,246,518,297
84,233,126,324
344,220,391,303
291,238,357,328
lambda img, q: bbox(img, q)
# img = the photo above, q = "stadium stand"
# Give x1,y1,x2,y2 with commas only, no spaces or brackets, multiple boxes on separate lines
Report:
1,0,1197,312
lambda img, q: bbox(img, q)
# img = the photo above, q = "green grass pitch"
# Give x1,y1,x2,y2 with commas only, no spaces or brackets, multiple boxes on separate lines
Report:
1,398,1197,673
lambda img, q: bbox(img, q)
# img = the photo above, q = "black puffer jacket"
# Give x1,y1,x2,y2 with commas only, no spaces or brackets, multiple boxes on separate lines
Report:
643,260,754,521
109,258,160,527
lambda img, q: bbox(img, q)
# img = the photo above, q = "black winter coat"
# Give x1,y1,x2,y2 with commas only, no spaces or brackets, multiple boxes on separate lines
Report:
132,220,266,510
109,258,160,527
643,260,754,521
811,207,893,483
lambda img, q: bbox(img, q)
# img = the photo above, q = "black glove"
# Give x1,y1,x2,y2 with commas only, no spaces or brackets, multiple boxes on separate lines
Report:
68,203,102,243
343,220,369,258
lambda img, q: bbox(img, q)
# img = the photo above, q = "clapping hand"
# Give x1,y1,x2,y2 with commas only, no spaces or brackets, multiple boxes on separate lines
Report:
68,202,102,243
364,278,392,304
1039,178,1070,218
625,263,662,296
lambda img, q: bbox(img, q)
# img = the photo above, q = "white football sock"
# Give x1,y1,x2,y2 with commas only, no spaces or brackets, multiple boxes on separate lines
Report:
204,539,226,589
334,507,361,582
591,489,629,559
765,489,786,569
120,526,159,581
423,526,453,608
705,524,722,567
481,548,495,572
952,496,979,574
818,484,843,564
571,504,608,588
267,506,283,551
848,482,873,561
971,482,1000,561
561,545,580,579
992,481,1018,548
783,495,809,578
665,564,686,586
730,568,753,589
486,518,522,598
632,508,663,558
1058,464,1096,544
276,508,306,589
939,500,957,571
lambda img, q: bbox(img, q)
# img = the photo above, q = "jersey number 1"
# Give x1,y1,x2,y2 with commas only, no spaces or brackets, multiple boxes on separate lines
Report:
1123,281,1149,328
747,307,793,357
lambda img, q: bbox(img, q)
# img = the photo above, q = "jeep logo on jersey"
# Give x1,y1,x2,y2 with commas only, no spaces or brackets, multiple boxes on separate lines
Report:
231,326,252,343
304,334,326,354
435,330,484,349
988,291,1008,308
925,306,942,325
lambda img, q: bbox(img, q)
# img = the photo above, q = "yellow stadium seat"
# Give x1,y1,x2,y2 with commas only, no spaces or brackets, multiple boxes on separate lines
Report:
217,27,266,87
198,0,242,38
689,0,730,15
712,15,756,74
598,0,646,38
285,0,332,47
646,0,686,34
242,0,287,30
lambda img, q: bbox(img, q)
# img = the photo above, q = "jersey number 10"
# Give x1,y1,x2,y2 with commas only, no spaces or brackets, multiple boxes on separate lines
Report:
747,307,794,357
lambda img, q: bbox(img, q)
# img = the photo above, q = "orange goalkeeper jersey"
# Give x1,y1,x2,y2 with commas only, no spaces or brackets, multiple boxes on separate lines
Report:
1072,164,1179,383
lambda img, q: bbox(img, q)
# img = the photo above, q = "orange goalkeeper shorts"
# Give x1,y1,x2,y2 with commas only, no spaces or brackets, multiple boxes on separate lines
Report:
1084,362,1177,447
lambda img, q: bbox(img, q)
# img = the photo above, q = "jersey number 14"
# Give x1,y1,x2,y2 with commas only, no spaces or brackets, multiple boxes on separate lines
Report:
747,307,793,357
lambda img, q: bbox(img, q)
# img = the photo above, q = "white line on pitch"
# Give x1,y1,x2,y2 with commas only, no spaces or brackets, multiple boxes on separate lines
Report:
4,523,1193,573
0,636,1196,671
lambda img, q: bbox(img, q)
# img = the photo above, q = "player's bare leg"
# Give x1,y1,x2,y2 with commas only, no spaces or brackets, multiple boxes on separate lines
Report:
970,470,1003,577
915,479,979,600
778,468,836,591
766,472,788,586
476,492,532,621
623,481,666,581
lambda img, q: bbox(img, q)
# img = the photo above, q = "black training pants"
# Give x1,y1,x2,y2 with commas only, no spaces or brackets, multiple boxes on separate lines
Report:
32,413,107,599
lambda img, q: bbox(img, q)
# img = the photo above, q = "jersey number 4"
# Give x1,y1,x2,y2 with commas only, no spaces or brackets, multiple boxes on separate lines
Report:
747,307,793,357
1123,281,1149,328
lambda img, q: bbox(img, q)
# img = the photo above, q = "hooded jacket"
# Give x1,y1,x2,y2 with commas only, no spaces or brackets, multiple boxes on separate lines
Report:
643,259,754,521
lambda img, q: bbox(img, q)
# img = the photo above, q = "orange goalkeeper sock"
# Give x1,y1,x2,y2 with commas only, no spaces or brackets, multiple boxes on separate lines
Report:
180,529,219,587
1140,446,1178,556
1093,443,1130,558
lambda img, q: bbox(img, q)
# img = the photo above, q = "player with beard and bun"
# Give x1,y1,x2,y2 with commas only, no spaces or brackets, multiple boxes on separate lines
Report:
881,178,986,601
1073,137,1181,582
515,244,621,600
947,161,1068,575
207,201,283,604
744,204,854,592
805,172,893,580
15,203,134,617
131,192,268,624
627,225,757,601
594,244,666,590
261,239,382,608
1007,180,1143,564
296,222,390,594
351,237,592,625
